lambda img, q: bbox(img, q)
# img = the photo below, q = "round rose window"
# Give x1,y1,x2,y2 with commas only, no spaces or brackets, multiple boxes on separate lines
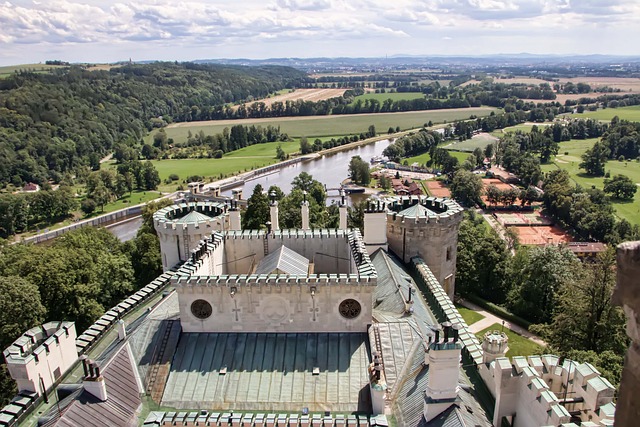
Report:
191,299,213,319
339,299,361,319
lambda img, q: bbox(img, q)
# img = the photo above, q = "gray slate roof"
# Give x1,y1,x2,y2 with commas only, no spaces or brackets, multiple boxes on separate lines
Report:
173,210,213,224
54,345,141,427
254,245,310,275
397,203,436,218
161,332,371,412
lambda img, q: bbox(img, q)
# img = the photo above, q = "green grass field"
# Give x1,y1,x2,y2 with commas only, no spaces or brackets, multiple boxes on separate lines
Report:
0,63,67,78
490,123,551,137
540,138,640,224
151,157,277,184
350,92,425,105
223,140,300,158
455,304,485,326
476,323,543,358
148,107,498,145
444,133,498,153
405,150,471,167
573,105,640,122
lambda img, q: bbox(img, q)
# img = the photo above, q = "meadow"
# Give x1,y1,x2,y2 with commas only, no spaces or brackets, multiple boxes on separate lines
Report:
572,105,640,122
476,323,543,358
149,107,498,145
540,138,640,224
350,92,425,104
0,63,67,78
405,150,471,167
151,157,277,184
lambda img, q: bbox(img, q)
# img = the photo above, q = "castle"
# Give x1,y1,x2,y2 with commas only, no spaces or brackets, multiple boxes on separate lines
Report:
0,194,621,427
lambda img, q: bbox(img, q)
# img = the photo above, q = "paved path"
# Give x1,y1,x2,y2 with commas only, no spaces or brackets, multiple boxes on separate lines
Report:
458,298,547,347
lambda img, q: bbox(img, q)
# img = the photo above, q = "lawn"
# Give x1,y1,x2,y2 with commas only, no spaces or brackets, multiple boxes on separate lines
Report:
350,92,425,105
540,138,640,224
490,123,551,137
455,304,485,326
405,149,471,167
475,323,543,358
223,140,300,158
444,133,498,152
91,190,163,215
151,157,277,184
148,107,498,145
573,105,640,122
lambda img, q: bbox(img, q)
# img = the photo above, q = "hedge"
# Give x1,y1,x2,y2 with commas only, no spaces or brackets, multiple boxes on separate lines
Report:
464,294,532,330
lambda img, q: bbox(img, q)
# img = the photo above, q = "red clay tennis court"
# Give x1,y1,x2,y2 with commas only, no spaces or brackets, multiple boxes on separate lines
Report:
482,178,512,191
512,225,573,245
426,180,451,197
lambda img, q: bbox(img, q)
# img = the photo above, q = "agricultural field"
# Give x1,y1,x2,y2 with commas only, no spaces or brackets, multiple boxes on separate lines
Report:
237,88,347,109
572,105,640,122
350,92,425,104
540,138,640,224
444,132,498,152
0,63,67,78
476,323,543,358
150,107,498,144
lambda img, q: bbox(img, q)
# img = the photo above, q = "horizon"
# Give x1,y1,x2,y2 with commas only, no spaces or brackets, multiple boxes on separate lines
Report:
1,0,639,67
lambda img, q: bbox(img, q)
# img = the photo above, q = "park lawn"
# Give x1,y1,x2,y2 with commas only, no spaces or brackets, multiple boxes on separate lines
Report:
476,323,543,358
405,150,471,167
350,92,425,105
490,123,552,137
540,138,640,224
151,157,277,183
90,190,163,216
573,105,640,122
444,133,498,153
455,304,485,326
148,107,498,144
223,140,300,158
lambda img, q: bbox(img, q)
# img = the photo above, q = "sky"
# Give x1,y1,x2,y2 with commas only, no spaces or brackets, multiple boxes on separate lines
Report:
0,0,638,66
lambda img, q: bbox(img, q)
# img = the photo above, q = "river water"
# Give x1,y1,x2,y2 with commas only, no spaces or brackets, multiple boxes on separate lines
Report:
225,138,391,204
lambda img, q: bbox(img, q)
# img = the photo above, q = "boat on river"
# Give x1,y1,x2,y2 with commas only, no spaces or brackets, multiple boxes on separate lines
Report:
341,184,366,194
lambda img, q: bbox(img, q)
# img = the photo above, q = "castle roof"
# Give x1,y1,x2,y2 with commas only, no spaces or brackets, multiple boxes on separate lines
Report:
173,210,213,224
254,245,309,275
397,203,436,218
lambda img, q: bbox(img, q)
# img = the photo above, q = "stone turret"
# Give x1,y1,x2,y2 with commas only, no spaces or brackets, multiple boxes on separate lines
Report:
482,330,509,364
153,201,228,271
386,196,464,299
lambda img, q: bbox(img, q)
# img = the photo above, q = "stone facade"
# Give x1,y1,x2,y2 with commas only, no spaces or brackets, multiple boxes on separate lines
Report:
174,229,376,333
613,241,640,427
384,196,463,299
153,201,233,271
3,322,78,395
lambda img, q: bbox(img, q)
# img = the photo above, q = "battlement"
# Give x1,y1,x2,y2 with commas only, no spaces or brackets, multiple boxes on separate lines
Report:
173,272,376,289
3,321,75,364
385,196,464,226
153,201,228,233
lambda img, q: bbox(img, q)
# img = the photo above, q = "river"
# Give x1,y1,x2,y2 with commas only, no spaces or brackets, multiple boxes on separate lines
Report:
225,138,391,204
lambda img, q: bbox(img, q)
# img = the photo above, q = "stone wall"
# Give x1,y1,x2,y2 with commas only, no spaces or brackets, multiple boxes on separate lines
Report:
613,241,640,427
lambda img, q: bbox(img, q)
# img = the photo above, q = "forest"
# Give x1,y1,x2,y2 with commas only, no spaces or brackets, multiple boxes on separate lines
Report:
0,63,306,188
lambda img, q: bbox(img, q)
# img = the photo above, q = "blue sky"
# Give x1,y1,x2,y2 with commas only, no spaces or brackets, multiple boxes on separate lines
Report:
0,0,638,65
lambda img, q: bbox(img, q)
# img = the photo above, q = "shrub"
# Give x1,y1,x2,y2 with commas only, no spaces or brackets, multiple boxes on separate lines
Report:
168,174,179,181
81,198,96,215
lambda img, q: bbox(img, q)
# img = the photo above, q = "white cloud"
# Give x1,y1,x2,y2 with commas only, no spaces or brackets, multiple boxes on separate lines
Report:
0,0,637,63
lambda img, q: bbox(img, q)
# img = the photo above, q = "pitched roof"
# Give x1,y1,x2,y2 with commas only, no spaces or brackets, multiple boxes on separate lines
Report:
53,345,141,427
397,203,435,218
254,245,309,275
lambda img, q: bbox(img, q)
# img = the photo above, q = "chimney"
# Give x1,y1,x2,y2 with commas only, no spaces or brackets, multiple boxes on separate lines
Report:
301,191,310,230
339,190,347,230
82,359,108,402
117,319,126,341
363,199,387,255
424,322,462,422
229,200,241,231
269,191,280,231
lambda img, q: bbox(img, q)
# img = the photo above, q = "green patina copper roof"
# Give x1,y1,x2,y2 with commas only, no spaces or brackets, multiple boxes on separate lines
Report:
397,203,435,218
173,210,213,224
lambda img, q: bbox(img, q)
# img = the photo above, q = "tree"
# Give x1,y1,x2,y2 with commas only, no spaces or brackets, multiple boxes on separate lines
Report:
379,175,391,191
0,276,46,349
91,182,112,212
450,170,483,206
275,144,286,161
299,137,312,154
348,156,371,186
455,211,510,303
484,143,494,160
604,174,637,200
485,184,501,206
242,184,270,230
291,172,326,205
506,245,581,324
367,125,376,138
579,140,610,176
